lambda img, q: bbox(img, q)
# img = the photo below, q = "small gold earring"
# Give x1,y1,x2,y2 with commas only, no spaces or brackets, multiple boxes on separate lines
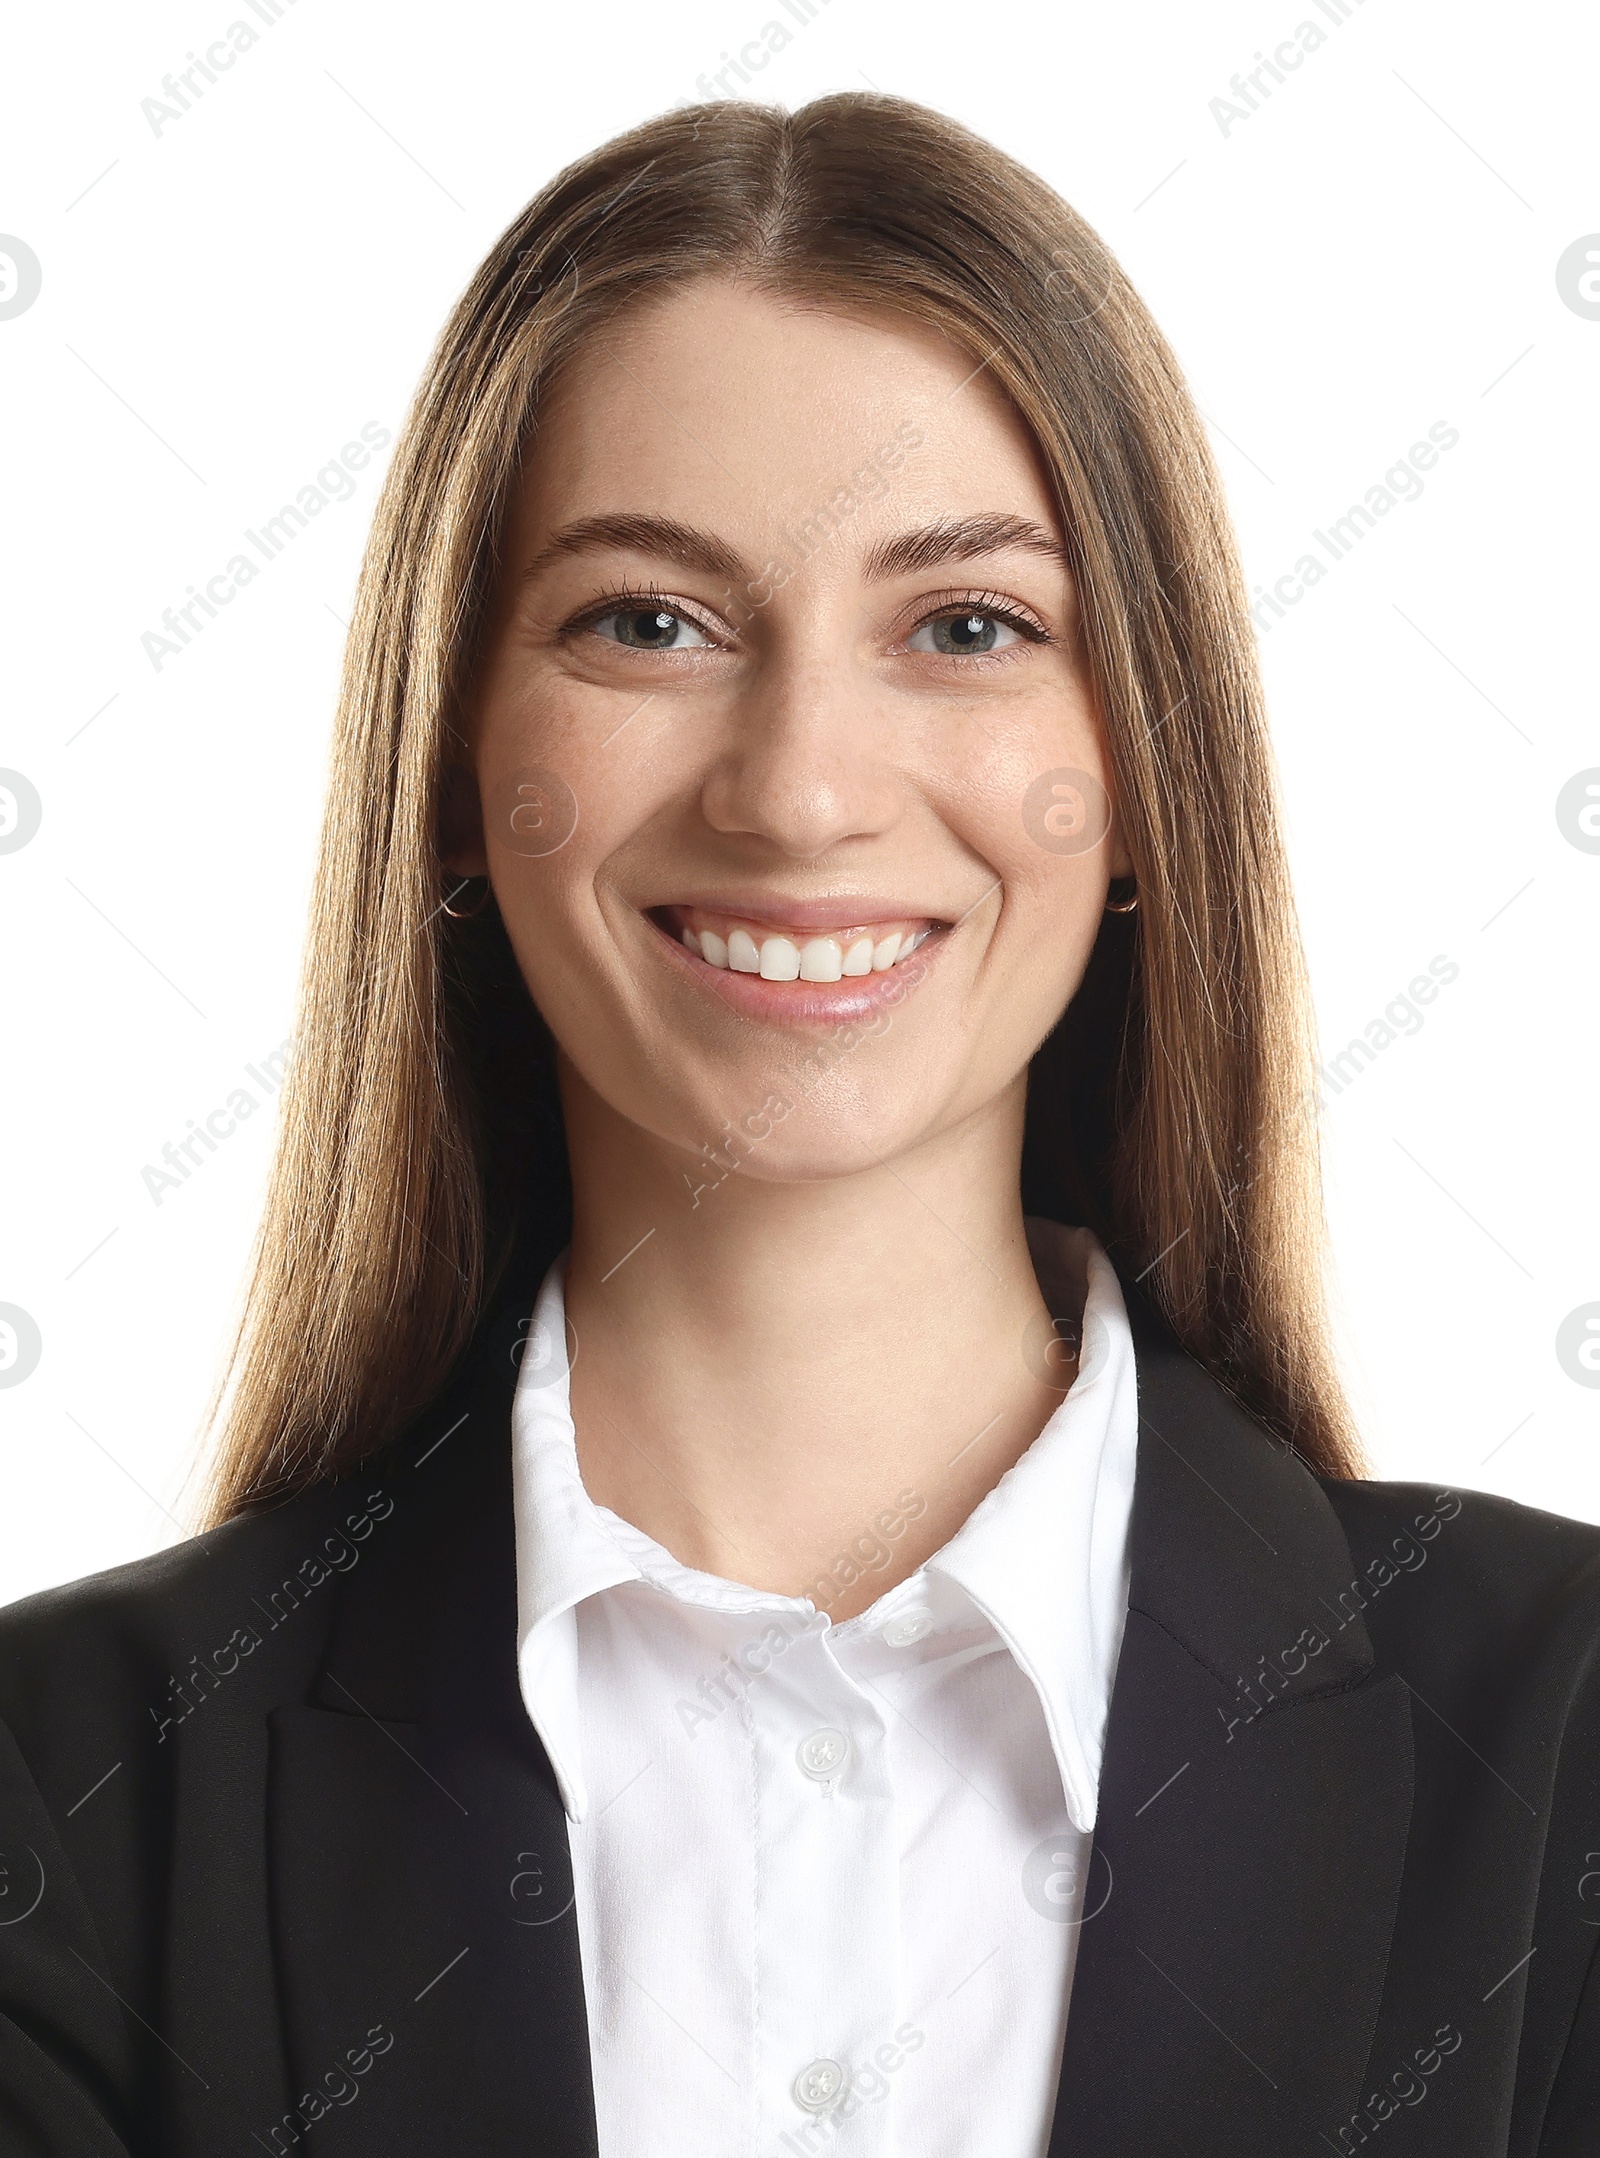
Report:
1104,878,1139,914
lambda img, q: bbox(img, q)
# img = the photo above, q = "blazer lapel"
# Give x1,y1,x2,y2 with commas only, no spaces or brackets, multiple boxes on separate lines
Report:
1050,1280,1416,2156
262,1224,1411,2155
265,1242,598,2157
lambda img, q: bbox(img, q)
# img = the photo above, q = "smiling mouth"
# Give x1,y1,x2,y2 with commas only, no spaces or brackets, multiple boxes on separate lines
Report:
654,905,942,984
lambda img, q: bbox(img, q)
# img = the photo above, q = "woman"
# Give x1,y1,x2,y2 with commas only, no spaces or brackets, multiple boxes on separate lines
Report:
1,93,1595,2158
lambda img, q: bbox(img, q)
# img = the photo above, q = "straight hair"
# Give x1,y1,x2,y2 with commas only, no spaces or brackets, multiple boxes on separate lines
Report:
204,91,1363,1521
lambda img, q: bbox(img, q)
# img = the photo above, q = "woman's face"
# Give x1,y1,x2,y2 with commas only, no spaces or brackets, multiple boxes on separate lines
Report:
458,278,1129,1180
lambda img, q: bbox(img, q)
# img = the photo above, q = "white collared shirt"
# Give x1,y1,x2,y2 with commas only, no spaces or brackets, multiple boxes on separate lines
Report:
511,1220,1139,2158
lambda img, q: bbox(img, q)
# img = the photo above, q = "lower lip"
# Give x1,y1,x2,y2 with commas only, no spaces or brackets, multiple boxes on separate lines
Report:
647,916,946,1025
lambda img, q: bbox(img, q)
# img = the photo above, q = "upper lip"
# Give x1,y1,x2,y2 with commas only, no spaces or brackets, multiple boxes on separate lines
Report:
652,895,950,934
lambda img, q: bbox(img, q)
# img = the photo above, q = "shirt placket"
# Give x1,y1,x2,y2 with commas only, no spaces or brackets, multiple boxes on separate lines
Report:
747,1618,899,2156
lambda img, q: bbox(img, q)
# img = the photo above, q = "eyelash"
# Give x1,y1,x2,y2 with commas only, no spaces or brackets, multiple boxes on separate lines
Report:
560,580,1052,659
914,588,1052,656
563,578,714,644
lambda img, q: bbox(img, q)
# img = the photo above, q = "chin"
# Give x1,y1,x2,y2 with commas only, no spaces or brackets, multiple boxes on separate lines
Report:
668,1066,968,1195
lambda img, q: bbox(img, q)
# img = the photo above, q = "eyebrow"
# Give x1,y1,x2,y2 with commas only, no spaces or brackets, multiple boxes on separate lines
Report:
520,513,746,588
518,510,1069,589
861,514,1069,581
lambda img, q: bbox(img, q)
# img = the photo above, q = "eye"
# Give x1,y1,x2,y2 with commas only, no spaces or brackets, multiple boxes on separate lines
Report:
907,606,1031,658
587,604,713,652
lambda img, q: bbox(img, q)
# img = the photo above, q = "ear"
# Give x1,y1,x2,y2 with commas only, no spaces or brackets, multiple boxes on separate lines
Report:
438,761,488,877
1108,823,1135,881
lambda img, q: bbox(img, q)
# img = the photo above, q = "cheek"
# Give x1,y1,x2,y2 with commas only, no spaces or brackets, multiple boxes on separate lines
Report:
935,774,1114,1061
994,854,1112,1051
473,665,608,847
475,677,676,939
934,664,1111,841
941,733,1116,937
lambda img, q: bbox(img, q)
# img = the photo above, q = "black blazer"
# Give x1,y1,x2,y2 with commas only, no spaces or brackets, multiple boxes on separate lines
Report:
2,1242,1599,2158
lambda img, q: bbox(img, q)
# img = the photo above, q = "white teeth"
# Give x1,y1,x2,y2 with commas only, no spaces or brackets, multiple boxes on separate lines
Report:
679,916,933,980
759,935,801,981
799,937,843,983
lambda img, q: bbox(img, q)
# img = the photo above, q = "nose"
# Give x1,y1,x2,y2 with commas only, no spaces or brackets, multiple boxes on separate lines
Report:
698,653,903,861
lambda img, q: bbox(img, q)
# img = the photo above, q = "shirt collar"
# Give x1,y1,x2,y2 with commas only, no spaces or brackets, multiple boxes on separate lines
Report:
511,1223,1139,1833
921,1220,1139,1832
510,1253,637,1822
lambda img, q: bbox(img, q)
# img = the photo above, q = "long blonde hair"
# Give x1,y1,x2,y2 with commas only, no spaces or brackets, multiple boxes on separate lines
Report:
205,91,1361,1521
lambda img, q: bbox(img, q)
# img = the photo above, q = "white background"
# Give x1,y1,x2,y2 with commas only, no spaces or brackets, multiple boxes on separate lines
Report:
1,0,1595,1605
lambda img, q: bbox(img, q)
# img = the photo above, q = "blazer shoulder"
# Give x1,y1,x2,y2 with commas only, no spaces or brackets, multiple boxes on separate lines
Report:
1319,1472,1600,1571
1,1475,368,1641
0,1474,398,1757
1317,1472,1600,1673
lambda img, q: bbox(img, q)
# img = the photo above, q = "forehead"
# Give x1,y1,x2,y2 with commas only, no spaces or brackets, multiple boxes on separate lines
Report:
510,277,1061,559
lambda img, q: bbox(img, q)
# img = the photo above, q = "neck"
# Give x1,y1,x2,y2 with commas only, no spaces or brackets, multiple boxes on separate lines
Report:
558,1064,1069,1621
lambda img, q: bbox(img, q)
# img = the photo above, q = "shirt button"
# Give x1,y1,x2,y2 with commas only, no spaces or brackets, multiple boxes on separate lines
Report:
793,2057,847,2112
882,1607,934,1647
796,1728,849,1781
